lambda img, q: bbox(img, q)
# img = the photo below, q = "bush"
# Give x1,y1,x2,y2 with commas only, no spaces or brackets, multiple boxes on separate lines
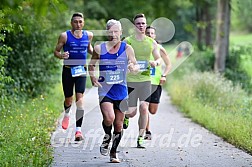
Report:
193,47,215,72
1,4,63,98
192,45,252,94
225,45,252,93
0,14,14,111
5,30,60,98
185,72,248,113
168,72,250,113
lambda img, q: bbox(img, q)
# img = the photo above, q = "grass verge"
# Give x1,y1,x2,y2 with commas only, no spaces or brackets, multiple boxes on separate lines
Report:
166,71,252,154
0,83,63,166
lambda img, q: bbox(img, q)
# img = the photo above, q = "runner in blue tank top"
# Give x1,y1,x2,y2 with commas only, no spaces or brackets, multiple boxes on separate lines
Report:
54,12,93,141
89,19,138,163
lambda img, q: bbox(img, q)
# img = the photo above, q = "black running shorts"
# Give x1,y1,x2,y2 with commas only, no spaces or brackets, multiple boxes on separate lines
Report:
149,85,162,104
99,96,129,112
62,66,86,98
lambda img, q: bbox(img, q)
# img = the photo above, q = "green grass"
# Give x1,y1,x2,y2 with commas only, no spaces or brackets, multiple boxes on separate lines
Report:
166,71,252,154
0,83,63,166
230,32,252,45
164,34,252,154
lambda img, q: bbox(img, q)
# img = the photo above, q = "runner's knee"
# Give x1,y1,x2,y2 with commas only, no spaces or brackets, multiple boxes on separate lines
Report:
76,98,84,110
104,117,114,125
126,107,137,118
139,109,148,115
149,107,158,115
64,98,73,107
113,122,123,131
139,102,149,114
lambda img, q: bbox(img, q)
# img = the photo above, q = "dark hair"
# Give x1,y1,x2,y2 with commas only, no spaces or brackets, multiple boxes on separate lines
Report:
71,12,84,21
146,26,156,31
133,13,145,22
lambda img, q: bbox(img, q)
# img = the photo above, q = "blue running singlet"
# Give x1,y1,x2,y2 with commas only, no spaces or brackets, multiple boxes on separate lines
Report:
63,30,89,66
98,42,128,100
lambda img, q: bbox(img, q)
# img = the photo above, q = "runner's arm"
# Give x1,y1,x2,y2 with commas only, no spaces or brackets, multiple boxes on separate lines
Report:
150,40,161,67
54,32,69,59
88,45,102,87
126,44,139,72
159,46,172,85
160,46,172,77
87,31,94,55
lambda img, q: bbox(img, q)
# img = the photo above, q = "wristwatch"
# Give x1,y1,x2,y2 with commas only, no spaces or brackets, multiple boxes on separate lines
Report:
161,75,166,77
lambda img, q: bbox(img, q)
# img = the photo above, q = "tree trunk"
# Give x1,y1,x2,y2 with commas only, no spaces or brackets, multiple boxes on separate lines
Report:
214,0,230,73
196,6,203,50
205,6,212,47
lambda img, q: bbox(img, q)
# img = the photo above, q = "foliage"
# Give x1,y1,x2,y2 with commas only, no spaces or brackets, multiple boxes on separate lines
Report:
192,44,252,94
0,83,63,166
0,9,14,110
85,18,107,45
1,0,67,98
5,27,60,97
225,45,252,93
83,0,198,41
192,47,215,71
85,1,108,19
231,0,252,32
173,3,196,41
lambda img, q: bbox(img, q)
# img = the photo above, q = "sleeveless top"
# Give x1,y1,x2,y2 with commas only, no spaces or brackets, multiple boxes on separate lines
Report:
63,30,89,66
125,35,154,82
98,42,128,100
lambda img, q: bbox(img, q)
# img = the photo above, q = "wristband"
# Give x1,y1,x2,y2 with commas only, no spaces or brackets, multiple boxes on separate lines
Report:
161,75,166,77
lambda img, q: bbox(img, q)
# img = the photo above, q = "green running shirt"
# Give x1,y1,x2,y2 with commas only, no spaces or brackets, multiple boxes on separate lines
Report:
125,35,154,82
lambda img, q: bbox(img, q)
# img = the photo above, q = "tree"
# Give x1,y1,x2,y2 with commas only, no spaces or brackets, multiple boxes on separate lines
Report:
1,0,67,97
214,0,230,73
193,0,216,49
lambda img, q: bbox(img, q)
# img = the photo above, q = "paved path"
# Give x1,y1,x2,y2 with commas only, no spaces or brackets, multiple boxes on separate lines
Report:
51,87,252,167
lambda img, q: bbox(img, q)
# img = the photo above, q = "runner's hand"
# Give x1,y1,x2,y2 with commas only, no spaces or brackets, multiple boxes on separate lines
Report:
90,76,102,87
128,60,134,72
128,60,139,74
61,51,69,59
159,77,166,85
149,60,157,67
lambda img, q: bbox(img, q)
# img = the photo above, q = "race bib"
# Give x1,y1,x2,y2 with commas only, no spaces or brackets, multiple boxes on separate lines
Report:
137,61,148,72
150,67,156,76
71,65,86,77
105,70,124,84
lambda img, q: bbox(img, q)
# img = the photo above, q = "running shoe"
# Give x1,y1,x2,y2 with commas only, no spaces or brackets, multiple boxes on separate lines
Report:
62,115,70,130
137,136,145,148
75,131,84,141
144,131,152,140
110,152,120,163
123,117,129,129
100,143,110,156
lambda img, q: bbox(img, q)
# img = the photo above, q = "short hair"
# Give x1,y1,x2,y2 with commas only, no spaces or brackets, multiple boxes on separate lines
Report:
106,19,122,30
146,26,156,31
133,13,145,22
71,12,84,21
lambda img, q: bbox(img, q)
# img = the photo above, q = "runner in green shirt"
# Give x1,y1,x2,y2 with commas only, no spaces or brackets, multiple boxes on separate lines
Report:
144,26,172,140
123,13,161,148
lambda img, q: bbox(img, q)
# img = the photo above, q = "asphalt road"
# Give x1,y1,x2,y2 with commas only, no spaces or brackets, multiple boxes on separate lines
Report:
51,87,252,167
